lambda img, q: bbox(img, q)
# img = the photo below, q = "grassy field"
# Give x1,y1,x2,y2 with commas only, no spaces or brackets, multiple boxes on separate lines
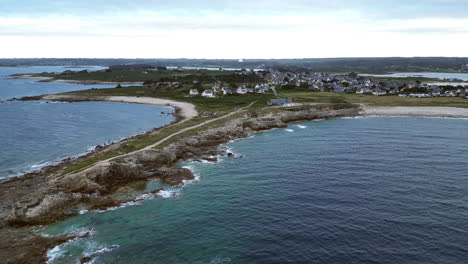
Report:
35,69,263,84
68,85,468,111
68,85,276,113
58,85,467,175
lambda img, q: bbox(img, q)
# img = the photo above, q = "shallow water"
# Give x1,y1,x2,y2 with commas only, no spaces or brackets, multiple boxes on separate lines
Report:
44,117,468,264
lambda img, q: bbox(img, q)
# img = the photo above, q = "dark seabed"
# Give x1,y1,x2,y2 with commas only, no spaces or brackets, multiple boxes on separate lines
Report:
44,117,468,264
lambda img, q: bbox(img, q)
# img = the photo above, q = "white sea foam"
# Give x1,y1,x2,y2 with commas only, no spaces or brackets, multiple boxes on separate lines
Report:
157,189,180,198
46,229,95,264
285,129,295,132
81,242,119,264
340,116,365,119
295,124,307,129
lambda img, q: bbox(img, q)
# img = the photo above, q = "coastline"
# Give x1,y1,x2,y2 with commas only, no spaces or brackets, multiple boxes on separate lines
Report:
0,95,199,264
364,106,468,118
9,74,143,85
0,102,361,264
40,94,198,120
3,97,468,263
0,95,197,181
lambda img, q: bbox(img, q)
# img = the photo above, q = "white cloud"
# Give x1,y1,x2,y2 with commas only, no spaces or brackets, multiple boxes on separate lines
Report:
0,8,467,58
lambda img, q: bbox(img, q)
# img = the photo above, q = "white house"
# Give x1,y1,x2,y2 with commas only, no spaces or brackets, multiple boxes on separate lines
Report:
202,89,215,97
223,87,233,95
372,88,387,96
236,86,248,94
189,89,199,96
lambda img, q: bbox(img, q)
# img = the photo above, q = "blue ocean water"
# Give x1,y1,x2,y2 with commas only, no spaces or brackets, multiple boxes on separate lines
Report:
0,66,170,178
0,66,140,100
0,101,174,178
44,117,468,264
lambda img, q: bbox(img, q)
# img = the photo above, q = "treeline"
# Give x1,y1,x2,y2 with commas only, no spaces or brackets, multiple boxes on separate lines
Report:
2,58,468,73
143,72,264,85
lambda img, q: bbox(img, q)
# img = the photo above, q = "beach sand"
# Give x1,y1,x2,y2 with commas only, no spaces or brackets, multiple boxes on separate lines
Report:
42,95,198,120
364,106,468,118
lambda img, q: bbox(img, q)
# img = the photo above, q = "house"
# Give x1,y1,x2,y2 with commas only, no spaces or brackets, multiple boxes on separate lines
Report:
202,89,215,97
388,88,400,95
356,88,372,94
236,86,248,94
213,87,222,95
189,89,199,96
372,88,387,96
268,98,292,106
222,88,233,95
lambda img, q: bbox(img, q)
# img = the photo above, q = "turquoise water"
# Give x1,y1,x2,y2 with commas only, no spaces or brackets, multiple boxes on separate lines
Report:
0,66,169,179
44,117,468,264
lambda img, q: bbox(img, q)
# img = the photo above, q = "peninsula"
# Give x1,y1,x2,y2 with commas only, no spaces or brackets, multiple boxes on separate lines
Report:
1,67,468,264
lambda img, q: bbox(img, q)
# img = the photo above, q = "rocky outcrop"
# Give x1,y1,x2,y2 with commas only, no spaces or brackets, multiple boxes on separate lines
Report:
0,104,360,263
4,105,360,228
3,105,359,228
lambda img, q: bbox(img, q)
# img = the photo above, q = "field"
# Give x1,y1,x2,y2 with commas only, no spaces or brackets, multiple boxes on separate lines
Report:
69,85,468,113
35,69,264,84
56,74,467,174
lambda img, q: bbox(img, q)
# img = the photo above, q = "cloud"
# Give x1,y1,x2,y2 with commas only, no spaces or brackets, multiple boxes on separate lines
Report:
0,0,467,58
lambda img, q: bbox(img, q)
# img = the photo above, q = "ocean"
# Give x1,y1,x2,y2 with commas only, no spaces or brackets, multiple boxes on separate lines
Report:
0,66,173,179
43,117,468,264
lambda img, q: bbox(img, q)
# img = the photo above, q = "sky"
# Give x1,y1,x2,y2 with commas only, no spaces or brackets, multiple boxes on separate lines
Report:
0,0,467,58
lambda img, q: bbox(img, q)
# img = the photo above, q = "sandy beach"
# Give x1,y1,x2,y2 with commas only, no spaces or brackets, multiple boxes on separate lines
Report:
42,94,198,120
364,106,468,118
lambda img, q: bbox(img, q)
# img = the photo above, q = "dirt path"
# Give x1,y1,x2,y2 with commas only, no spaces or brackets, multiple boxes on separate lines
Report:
64,100,257,177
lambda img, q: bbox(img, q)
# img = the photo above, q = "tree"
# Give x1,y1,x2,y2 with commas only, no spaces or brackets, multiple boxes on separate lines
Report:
348,72,358,78
299,82,310,89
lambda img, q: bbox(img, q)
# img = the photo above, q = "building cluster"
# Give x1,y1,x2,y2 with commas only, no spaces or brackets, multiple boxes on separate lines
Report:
265,71,468,98
189,82,275,98
188,70,468,99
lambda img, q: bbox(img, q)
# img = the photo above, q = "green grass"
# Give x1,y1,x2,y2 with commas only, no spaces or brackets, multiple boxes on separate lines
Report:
34,69,263,84
59,86,467,175
67,85,276,113
62,117,209,174
36,69,233,82
275,90,468,108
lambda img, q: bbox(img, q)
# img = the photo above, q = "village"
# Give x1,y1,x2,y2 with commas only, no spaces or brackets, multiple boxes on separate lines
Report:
189,69,468,100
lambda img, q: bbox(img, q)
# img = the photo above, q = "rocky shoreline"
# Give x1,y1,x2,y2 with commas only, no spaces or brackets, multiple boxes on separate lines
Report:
9,74,143,85
0,103,360,264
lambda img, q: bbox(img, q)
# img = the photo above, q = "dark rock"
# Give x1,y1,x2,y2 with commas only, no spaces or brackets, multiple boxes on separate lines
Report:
80,256,92,264
204,157,218,162
156,167,194,186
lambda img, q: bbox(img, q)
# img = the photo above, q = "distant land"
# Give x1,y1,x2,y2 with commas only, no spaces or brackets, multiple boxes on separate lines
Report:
1,57,468,73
